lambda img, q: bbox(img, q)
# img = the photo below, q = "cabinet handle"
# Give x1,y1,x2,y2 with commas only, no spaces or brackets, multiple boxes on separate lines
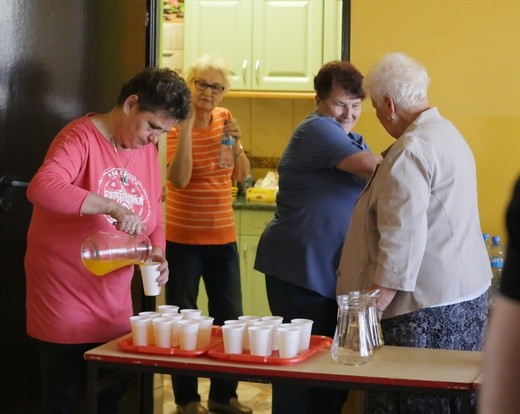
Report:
255,60,260,85
242,59,248,84
242,240,248,262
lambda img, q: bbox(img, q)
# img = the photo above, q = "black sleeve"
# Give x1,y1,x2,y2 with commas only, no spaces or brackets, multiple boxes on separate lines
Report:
499,177,520,301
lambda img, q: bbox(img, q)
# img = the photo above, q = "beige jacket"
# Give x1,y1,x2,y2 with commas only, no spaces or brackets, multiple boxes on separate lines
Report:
336,108,491,319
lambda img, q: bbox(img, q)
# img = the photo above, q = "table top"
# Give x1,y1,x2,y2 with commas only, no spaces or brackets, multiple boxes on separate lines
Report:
85,334,483,391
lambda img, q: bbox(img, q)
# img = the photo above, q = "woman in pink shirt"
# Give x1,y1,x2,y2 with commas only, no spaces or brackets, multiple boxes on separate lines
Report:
24,67,191,413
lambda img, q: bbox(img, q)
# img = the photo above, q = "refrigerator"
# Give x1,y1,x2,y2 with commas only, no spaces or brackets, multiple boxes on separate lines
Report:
0,1,159,411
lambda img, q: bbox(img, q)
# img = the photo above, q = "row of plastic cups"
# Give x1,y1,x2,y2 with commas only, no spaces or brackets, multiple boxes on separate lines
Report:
130,308,214,350
222,317,313,358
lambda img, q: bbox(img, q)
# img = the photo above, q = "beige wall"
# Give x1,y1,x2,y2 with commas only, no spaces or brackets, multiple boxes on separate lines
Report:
223,97,315,180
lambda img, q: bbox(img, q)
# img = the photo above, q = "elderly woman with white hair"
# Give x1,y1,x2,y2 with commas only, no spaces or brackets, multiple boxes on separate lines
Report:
336,52,491,412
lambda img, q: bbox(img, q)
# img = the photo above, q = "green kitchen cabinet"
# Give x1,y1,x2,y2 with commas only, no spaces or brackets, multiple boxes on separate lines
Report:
184,0,339,92
196,209,273,317
237,210,274,317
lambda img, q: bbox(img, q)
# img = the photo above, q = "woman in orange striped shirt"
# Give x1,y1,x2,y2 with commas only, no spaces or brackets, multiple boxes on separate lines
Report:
165,54,251,414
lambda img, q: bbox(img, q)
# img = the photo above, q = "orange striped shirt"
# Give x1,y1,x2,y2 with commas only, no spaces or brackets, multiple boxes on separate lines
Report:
165,107,236,244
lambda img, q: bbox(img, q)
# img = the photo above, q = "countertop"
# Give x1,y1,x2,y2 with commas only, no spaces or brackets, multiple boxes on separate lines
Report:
233,196,276,211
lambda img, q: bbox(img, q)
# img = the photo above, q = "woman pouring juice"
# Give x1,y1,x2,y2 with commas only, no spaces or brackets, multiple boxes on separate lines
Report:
24,67,191,413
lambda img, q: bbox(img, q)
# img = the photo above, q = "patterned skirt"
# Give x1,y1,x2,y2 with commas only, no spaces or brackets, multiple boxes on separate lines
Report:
365,292,488,414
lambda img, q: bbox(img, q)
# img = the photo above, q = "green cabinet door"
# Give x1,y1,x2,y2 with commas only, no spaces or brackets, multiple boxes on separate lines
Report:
184,0,323,91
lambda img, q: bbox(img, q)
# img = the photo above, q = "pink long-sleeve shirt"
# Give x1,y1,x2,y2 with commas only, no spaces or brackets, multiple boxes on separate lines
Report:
25,114,165,343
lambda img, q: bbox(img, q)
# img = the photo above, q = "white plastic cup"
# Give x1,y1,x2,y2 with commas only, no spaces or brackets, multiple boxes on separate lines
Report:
152,317,174,348
260,316,284,350
291,318,314,352
138,312,160,345
238,315,260,350
162,313,184,347
157,305,179,314
277,326,301,358
130,315,152,346
180,309,202,320
192,315,214,349
224,319,248,327
253,321,276,352
222,324,245,354
139,262,162,296
248,325,272,356
177,319,200,351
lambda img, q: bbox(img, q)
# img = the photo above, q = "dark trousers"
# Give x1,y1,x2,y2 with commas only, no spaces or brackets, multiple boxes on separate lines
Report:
38,340,127,414
265,275,348,414
165,242,243,405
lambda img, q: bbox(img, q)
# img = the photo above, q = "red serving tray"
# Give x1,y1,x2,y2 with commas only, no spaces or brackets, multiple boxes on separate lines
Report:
117,326,223,357
207,334,332,365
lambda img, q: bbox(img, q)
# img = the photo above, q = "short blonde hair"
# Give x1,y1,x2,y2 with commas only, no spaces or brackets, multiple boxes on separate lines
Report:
184,53,231,92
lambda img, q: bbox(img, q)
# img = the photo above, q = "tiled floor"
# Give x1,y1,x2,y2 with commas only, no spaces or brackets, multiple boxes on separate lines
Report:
155,375,272,414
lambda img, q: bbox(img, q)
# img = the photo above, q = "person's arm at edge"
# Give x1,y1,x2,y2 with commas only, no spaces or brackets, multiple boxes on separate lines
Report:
478,294,520,413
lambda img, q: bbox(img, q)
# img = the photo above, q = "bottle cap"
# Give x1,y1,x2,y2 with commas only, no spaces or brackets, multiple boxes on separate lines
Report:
221,135,236,145
492,235,501,243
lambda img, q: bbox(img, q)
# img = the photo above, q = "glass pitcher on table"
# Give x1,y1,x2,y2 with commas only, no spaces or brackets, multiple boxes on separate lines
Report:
81,231,152,276
330,291,378,365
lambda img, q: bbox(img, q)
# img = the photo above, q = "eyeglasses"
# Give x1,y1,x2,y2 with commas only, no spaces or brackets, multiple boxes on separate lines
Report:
194,80,225,95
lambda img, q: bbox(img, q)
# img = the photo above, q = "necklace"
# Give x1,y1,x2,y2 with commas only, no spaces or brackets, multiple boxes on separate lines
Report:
111,136,133,185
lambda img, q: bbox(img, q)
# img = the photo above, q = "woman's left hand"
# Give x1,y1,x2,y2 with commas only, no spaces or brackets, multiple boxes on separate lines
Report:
223,118,241,140
152,254,169,287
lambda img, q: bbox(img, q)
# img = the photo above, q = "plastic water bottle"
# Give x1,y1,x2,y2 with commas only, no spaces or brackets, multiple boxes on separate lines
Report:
217,134,236,169
488,235,503,296
482,233,490,251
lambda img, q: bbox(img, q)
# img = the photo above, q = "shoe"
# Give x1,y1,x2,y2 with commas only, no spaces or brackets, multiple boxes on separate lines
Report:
176,401,208,414
207,398,253,414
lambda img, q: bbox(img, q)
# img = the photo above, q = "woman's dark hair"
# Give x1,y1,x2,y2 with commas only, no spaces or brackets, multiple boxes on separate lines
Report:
117,67,192,121
314,60,365,101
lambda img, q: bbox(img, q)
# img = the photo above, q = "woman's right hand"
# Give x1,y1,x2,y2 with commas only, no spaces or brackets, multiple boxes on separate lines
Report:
108,202,144,235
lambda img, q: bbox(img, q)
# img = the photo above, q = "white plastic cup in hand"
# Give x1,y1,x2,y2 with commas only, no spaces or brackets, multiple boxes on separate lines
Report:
222,324,245,354
253,321,276,352
248,325,272,356
238,315,260,350
192,315,214,349
153,317,174,348
277,326,301,358
162,313,183,347
139,262,162,296
177,319,200,351
130,316,152,346
180,309,202,320
260,316,284,350
157,305,179,314
291,318,314,352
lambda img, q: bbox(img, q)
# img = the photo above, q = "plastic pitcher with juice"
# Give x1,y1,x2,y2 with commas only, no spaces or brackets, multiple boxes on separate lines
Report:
81,231,152,276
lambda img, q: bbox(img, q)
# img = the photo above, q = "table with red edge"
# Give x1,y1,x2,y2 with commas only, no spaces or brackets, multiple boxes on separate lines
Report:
84,334,483,414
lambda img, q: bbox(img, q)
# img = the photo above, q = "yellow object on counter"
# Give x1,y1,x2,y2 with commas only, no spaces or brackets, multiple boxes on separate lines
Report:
246,188,277,203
